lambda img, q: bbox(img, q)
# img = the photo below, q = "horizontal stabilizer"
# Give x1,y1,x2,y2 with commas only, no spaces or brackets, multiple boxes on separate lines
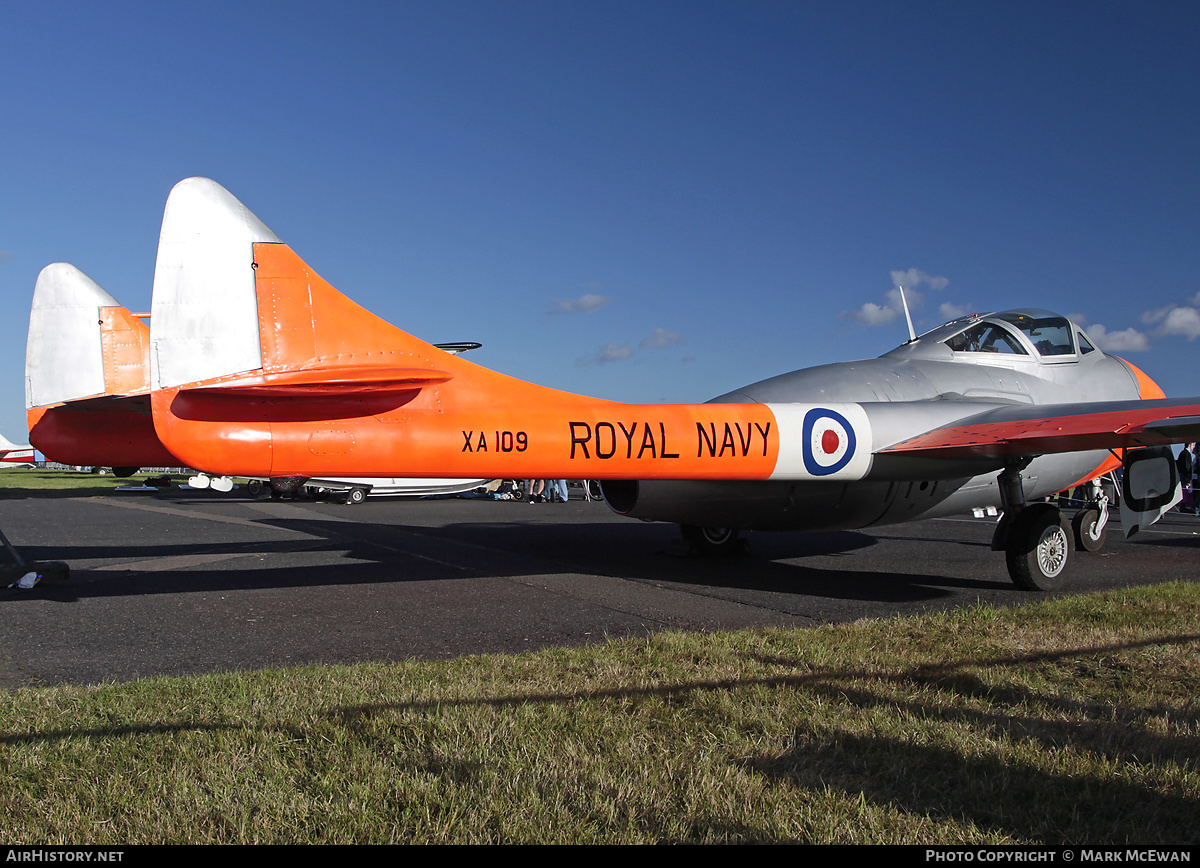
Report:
181,365,453,397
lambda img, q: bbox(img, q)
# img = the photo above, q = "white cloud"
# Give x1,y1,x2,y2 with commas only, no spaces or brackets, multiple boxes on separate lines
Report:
1140,302,1200,340
939,302,973,320
845,301,900,326
575,328,685,366
1087,324,1151,352
1141,305,1174,325
598,342,633,362
547,293,610,315
1155,306,1200,340
842,268,952,328
577,342,634,366
639,328,686,349
890,268,949,292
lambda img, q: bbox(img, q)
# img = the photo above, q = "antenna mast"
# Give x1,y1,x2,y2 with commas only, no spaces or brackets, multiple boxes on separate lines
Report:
898,285,917,342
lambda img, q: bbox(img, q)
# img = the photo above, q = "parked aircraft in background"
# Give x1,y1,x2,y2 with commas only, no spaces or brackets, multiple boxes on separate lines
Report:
240,476,492,504
37,178,1200,590
25,263,179,474
0,434,35,468
25,262,489,499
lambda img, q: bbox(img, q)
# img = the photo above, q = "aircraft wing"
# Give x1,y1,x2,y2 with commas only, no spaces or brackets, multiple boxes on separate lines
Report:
878,397,1200,459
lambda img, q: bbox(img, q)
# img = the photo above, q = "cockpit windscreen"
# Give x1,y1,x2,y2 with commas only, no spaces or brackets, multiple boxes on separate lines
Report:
943,322,1028,355
993,312,1075,356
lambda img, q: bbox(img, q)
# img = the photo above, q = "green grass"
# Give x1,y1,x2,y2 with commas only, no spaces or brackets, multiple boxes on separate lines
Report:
2,582,1198,844
0,468,184,497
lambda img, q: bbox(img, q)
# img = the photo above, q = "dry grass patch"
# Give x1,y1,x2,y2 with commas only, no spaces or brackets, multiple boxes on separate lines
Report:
2,582,1198,843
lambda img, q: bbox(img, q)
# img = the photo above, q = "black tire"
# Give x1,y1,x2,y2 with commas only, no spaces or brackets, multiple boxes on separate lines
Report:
1006,504,1072,591
1072,507,1106,552
681,524,740,556
347,487,368,505
247,479,271,500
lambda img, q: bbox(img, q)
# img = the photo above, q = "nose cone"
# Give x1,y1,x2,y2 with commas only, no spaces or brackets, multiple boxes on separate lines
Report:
1115,358,1166,400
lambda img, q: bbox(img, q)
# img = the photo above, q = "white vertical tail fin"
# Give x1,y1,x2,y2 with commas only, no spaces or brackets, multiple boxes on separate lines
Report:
150,177,281,391
26,263,119,408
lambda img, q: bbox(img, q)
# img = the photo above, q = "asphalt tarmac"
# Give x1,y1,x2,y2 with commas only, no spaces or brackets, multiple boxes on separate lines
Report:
2,485,1198,689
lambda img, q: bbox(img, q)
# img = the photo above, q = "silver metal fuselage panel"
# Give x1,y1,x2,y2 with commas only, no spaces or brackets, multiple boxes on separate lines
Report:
605,311,1144,531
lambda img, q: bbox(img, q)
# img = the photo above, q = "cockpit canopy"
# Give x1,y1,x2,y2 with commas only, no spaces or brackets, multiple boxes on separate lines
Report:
911,309,1098,363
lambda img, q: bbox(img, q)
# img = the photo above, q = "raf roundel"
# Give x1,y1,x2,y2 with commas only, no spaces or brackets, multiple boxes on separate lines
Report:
801,408,857,476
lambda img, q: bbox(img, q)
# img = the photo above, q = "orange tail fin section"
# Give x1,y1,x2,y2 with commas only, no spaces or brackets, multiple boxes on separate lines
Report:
149,179,872,483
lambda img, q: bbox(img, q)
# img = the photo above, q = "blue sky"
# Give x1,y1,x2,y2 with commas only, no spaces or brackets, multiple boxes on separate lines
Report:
3,1,1199,443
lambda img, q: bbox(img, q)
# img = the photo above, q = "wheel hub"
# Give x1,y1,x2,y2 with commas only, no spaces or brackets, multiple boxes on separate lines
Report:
1037,526,1068,577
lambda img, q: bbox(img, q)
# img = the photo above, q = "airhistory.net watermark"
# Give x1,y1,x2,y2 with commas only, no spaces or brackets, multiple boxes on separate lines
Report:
5,852,123,863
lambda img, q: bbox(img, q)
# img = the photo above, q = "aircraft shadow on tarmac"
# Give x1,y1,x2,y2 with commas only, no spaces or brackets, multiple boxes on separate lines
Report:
4,504,1023,606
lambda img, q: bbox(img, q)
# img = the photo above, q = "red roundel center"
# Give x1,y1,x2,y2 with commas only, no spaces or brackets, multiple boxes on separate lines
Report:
821,429,841,455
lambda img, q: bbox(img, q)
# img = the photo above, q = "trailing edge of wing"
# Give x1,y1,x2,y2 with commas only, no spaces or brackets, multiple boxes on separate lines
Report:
879,398,1200,459
178,365,453,397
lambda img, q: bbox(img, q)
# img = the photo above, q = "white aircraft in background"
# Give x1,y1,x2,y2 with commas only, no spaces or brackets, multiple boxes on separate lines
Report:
0,435,35,468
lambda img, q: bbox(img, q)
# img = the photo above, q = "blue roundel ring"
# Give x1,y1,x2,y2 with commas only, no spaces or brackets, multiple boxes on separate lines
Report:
802,408,857,476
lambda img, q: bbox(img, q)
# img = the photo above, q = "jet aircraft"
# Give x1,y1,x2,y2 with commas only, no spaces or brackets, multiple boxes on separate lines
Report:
26,263,179,474
25,262,490,500
0,434,35,468
41,178,1200,591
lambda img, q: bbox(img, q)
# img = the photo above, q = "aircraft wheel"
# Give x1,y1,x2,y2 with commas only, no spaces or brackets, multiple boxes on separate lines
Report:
681,524,740,556
1072,507,1106,552
346,487,368,505
1005,504,1072,591
247,479,271,500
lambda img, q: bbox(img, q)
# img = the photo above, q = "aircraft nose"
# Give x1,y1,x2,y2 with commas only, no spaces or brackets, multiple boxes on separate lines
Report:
1117,358,1166,400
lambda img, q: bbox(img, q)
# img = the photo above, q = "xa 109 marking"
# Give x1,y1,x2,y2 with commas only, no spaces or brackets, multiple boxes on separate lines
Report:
461,429,528,453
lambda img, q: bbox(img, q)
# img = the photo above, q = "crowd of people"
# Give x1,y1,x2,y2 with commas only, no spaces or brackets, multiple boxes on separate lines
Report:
525,479,574,503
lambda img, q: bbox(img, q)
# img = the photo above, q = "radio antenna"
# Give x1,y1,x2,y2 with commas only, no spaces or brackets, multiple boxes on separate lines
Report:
898,285,917,342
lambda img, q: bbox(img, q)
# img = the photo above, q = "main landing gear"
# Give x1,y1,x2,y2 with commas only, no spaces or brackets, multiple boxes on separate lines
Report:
993,464,1111,591
670,468,1111,590
670,524,749,556
998,503,1072,591
680,524,743,555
